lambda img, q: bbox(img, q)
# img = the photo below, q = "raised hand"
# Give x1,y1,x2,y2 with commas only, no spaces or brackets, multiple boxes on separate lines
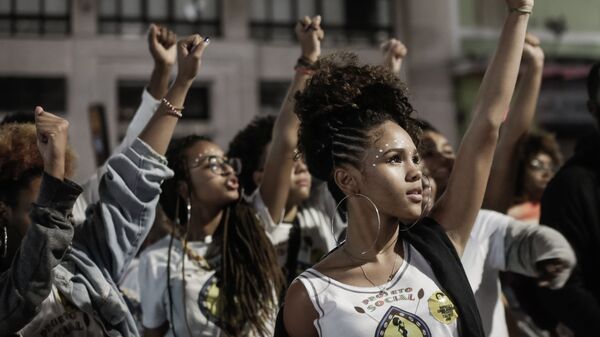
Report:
175,34,209,85
34,106,69,180
295,15,324,63
381,38,407,75
536,258,569,288
148,23,177,67
522,33,544,68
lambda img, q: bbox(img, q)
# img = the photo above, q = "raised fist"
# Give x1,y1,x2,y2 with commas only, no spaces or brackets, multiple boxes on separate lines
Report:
148,24,178,67
381,38,407,74
175,34,209,83
295,15,324,64
34,106,69,180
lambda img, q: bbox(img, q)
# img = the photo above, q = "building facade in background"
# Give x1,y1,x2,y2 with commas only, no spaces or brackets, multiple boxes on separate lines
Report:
0,0,598,181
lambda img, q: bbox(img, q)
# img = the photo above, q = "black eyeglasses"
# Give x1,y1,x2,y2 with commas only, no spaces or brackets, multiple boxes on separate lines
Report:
527,158,557,174
189,155,242,175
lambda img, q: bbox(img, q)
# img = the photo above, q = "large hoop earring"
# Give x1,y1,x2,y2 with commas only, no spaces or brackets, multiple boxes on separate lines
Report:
1,225,7,258
398,175,433,232
330,193,381,256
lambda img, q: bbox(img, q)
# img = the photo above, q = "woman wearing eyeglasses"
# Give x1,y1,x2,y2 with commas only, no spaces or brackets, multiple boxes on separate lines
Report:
507,131,563,224
138,135,285,337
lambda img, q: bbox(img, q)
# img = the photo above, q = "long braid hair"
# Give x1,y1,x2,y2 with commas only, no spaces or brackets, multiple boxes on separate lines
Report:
160,135,285,337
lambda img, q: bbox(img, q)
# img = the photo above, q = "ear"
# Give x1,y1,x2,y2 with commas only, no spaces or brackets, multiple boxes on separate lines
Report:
333,166,360,196
253,170,264,188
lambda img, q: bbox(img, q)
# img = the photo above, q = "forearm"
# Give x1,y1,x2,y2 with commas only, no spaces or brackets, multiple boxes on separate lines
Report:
484,63,542,211
139,78,192,155
504,221,576,286
261,71,311,221
148,63,173,100
473,12,530,129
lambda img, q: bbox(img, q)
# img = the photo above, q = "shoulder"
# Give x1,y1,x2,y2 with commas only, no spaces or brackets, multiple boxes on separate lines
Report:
283,279,319,337
139,236,180,269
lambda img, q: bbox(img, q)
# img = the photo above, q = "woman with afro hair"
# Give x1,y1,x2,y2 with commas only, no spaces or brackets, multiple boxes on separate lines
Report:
278,0,535,336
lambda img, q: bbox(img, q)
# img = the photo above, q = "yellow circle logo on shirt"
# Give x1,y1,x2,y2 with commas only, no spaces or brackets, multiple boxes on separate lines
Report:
375,306,430,337
427,291,458,324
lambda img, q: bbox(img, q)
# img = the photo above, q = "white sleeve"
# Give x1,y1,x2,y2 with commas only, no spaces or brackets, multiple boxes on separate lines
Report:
462,210,510,280
247,189,292,266
138,249,169,329
72,89,161,225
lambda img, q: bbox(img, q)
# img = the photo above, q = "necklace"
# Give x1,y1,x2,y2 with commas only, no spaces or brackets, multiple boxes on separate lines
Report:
342,241,401,295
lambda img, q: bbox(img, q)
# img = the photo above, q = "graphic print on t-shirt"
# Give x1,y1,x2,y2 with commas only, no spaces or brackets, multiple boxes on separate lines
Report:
198,274,223,328
375,306,431,337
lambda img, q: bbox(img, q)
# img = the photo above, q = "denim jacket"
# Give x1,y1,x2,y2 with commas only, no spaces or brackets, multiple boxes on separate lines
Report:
0,138,173,337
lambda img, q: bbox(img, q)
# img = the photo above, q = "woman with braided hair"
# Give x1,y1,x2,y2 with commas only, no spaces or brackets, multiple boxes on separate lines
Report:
138,137,285,337
278,1,534,336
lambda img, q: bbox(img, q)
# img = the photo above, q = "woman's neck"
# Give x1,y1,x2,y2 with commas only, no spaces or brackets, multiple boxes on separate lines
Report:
186,202,223,241
344,208,400,262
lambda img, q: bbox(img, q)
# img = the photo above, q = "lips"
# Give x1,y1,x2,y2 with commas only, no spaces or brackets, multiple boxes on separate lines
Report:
295,178,310,187
226,176,239,190
406,187,423,203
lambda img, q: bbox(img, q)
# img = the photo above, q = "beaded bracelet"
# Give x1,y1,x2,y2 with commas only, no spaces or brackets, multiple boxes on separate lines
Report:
161,97,184,118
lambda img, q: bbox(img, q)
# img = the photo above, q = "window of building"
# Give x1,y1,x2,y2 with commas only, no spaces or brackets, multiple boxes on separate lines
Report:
99,0,221,37
0,0,71,36
117,79,210,122
0,77,67,115
259,80,289,115
250,0,393,44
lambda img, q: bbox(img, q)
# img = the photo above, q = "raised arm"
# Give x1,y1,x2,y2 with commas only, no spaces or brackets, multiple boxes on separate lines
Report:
432,0,533,255
0,108,81,333
139,34,208,155
259,15,323,222
484,33,545,212
381,38,407,76
73,25,178,223
73,34,209,282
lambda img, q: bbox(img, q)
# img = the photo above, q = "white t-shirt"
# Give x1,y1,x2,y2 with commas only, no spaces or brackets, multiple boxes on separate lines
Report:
461,210,511,337
247,189,338,272
18,286,104,337
138,235,224,337
297,241,459,337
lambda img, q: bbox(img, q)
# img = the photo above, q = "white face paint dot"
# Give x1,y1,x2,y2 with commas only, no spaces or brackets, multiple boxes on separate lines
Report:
375,155,379,159
379,149,383,153
385,143,389,147
372,164,376,167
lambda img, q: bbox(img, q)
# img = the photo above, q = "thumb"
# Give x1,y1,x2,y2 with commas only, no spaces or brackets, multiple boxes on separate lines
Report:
192,36,210,59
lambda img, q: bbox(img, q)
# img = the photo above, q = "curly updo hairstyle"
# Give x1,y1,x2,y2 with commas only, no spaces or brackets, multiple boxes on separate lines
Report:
295,52,421,202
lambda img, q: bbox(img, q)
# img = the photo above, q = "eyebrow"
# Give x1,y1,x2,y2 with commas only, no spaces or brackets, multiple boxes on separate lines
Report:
380,147,418,156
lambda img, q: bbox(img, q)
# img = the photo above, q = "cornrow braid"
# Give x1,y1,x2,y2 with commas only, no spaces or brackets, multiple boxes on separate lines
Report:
295,52,421,204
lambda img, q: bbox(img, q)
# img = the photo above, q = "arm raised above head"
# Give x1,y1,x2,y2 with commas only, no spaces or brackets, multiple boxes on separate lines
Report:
432,0,534,256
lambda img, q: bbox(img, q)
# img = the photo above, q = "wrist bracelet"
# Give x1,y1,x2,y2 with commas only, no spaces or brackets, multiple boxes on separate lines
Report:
161,97,184,118
510,7,532,15
294,66,315,76
296,56,316,69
